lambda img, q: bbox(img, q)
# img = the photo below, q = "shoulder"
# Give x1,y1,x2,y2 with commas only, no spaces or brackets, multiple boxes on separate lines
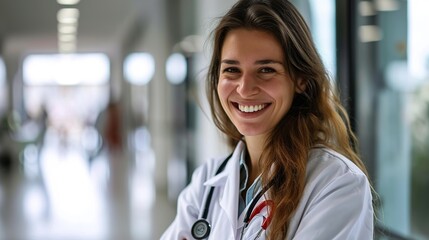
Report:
307,147,367,181
304,146,372,202
288,147,374,238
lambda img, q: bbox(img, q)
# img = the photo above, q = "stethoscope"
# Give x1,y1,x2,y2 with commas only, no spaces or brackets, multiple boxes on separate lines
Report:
191,154,275,239
241,199,275,239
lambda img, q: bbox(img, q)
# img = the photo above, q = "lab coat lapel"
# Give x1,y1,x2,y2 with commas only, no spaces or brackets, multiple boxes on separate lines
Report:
219,151,241,233
203,141,244,237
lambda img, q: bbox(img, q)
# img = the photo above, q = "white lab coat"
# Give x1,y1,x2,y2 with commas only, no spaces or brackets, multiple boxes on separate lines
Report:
161,141,373,240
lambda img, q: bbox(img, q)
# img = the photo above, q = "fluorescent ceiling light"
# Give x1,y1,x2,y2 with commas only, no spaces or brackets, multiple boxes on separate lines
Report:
58,42,77,53
58,34,77,42
359,1,376,16
359,25,383,42
57,0,80,5
57,8,79,24
166,53,187,85
124,53,155,85
58,23,77,34
375,0,400,11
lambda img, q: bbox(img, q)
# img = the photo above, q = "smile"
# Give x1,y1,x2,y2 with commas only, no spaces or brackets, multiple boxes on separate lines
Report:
238,104,267,113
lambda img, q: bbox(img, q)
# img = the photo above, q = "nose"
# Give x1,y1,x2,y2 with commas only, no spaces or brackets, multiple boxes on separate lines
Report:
236,73,259,97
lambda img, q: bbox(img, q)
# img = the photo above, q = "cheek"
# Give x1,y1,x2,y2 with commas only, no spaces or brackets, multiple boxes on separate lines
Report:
216,82,228,113
217,79,233,102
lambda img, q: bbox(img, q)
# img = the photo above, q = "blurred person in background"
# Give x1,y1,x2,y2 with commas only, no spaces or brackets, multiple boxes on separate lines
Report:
162,0,374,239
95,101,123,154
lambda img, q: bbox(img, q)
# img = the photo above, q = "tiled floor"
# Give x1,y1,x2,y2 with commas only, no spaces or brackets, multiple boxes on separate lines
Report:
0,128,176,240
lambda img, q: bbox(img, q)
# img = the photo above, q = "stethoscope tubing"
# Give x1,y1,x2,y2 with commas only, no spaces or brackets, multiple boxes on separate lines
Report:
240,181,275,240
191,153,232,239
201,153,232,219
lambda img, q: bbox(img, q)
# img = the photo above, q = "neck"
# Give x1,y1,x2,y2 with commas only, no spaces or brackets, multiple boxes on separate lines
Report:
244,135,266,184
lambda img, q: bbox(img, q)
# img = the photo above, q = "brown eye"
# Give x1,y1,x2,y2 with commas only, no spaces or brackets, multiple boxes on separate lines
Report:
260,67,275,73
223,67,240,73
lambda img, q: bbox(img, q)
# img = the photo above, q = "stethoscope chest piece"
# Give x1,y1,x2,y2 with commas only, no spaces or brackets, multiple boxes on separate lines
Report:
191,219,211,239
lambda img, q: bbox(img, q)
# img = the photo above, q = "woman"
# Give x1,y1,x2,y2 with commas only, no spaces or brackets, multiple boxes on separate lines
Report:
161,0,374,239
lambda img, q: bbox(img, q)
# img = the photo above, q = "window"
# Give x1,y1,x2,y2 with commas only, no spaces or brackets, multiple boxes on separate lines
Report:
23,53,110,86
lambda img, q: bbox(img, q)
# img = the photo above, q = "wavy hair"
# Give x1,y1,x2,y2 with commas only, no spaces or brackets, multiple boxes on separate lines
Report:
206,0,369,239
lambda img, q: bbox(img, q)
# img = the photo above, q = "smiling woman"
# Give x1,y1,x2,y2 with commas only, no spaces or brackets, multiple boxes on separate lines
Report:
161,0,374,239
217,29,304,140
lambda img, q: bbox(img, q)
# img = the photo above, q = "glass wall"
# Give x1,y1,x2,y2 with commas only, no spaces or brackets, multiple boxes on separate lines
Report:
0,57,6,115
293,0,336,81
304,0,429,239
354,0,429,239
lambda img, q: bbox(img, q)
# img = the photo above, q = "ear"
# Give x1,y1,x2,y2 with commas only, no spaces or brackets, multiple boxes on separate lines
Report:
295,78,306,93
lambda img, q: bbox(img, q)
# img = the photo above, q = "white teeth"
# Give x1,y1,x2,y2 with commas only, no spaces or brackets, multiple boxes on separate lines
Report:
238,104,266,113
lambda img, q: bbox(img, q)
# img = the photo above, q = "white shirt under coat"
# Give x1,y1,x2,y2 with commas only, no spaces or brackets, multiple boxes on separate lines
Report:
161,141,374,239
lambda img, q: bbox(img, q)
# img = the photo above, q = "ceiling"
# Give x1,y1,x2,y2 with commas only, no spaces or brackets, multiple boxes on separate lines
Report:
0,0,150,56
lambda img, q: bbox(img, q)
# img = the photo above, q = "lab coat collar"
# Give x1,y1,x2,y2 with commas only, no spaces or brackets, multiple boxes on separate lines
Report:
203,141,245,235
203,141,244,187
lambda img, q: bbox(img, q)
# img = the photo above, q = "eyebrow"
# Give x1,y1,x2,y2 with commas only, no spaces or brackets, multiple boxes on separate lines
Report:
220,59,283,65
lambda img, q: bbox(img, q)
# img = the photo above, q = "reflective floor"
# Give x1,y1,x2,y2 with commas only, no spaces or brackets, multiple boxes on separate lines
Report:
0,127,176,240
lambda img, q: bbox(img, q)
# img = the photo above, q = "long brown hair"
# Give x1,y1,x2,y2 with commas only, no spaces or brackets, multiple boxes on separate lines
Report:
206,0,369,239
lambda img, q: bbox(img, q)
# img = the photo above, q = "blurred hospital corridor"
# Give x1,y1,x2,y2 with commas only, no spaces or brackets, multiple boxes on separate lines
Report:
1,0,429,239
0,111,175,240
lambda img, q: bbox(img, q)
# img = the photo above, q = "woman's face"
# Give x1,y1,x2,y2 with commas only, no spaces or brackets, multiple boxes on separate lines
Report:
218,28,301,139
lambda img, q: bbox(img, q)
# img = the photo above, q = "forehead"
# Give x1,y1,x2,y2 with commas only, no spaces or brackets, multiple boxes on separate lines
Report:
220,28,284,61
